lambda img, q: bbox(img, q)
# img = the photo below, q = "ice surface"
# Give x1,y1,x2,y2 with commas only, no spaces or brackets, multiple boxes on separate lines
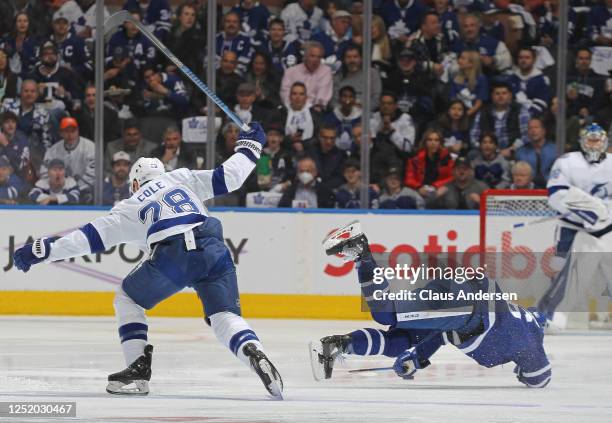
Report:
1,316,611,423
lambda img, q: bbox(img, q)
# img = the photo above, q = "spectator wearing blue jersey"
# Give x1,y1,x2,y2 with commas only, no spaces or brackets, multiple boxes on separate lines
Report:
106,11,156,73
215,11,255,76
1,12,41,78
51,11,93,82
432,100,470,156
453,13,512,75
325,85,362,151
142,66,190,119
472,132,511,189
450,50,489,118
0,111,31,180
311,9,353,74
257,18,301,76
335,158,379,209
507,47,551,116
0,156,24,205
538,0,578,47
29,158,80,205
231,0,271,40
515,118,557,188
432,0,461,45
380,0,427,42
123,0,171,41
587,0,612,46
280,0,324,45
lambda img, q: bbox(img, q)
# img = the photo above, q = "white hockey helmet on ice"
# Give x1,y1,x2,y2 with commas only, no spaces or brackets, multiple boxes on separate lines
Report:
579,123,608,163
129,157,166,194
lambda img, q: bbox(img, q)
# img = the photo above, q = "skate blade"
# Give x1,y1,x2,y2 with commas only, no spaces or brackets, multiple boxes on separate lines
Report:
258,359,284,399
308,341,326,382
106,380,149,395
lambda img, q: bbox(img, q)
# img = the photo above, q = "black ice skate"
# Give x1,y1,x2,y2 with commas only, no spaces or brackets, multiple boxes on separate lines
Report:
242,343,284,399
309,334,351,381
322,221,370,262
106,345,153,395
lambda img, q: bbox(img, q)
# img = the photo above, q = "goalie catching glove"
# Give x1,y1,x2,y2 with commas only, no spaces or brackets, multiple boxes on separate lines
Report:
562,186,610,230
234,122,266,162
13,237,58,273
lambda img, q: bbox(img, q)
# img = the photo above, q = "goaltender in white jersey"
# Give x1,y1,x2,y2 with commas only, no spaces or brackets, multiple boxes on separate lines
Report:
540,123,612,328
13,122,284,397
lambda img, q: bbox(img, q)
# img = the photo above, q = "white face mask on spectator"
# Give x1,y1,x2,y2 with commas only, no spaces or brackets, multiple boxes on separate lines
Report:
298,172,314,185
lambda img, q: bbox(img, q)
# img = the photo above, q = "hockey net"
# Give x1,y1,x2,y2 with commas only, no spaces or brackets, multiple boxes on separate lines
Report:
480,189,594,329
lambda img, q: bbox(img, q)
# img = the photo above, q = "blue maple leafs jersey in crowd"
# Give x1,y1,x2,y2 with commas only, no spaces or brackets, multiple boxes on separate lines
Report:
506,69,551,115
215,33,254,75
107,31,156,71
52,33,93,79
231,2,271,38
256,38,301,74
123,0,171,40
44,153,255,261
380,0,427,39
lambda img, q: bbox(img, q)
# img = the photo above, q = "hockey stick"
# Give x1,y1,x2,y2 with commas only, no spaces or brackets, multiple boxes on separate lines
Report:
103,11,251,132
512,212,570,229
348,366,394,373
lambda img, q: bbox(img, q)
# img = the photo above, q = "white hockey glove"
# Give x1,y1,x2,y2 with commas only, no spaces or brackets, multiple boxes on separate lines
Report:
562,186,609,230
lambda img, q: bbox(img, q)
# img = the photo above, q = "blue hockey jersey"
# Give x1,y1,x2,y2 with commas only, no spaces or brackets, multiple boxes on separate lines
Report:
380,0,427,39
123,0,171,41
52,33,93,80
107,30,156,71
587,5,612,43
257,38,301,74
506,68,551,116
215,33,254,75
231,2,271,39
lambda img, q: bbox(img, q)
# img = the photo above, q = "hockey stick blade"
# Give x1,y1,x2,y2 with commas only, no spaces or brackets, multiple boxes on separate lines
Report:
104,11,131,36
108,12,250,132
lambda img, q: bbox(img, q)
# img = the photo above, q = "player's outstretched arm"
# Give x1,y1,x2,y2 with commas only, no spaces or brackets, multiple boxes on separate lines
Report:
393,333,445,379
189,122,267,201
13,212,131,273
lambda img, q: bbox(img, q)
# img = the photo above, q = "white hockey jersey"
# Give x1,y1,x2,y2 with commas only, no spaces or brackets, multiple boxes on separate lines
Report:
547,152,612,229
46,153,255,262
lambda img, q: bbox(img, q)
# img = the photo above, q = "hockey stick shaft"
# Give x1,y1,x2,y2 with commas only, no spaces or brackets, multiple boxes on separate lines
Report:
104,11,251,132
512,212,570,229
348,366,393,373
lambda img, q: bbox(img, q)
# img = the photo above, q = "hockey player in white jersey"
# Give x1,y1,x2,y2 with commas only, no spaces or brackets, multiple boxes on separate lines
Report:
539,123,612,328
12,122,284,398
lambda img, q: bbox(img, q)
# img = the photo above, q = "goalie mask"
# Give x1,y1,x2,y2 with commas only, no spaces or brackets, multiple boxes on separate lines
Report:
129,157,166,194
579,123,608,163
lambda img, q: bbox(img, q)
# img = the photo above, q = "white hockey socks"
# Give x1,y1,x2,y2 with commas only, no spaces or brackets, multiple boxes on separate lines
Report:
210,311,264,368
113,287,148,366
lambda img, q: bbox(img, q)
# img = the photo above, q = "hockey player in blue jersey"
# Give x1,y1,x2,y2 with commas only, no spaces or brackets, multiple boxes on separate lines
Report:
12,122,284,398
311,221,551,388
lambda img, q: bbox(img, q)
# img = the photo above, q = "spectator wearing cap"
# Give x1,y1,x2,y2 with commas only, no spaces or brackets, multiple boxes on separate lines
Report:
306,123,346,190
233,83,269,126
452,13,512,75
51,10,93,82
280,0,324,44
281,41,333,111
472,132,511,189
470,80,530,157
349,123,403,185
334,158,379,209
106,119,156,173
279,82,322,155
278,156,335,208
506,47,551,116
435,156,487,210
245,52,282,110
310,9,353,74
256,18,302,76
73,84,121,143
247,125,295,193
0,157,25,205
406,11,457,78
405,128,454,207
380,0,427,42
106,10,156,72
29,41,81,130
1,79,52,152
509,161,535,190
379,167,425,209
515,118,557,189
166,2,204,77
333,45,382,111
50,0,84,28
382,48,438,128
40,117,95,199
123,0,171,41
231,0,271,39
214,11,255,76
2,12,43,77
104,45,139,95
370,92,417,157
142,66,190,119
324,85,362,151
29,158,79,205
0,48,18,103
151,126,196,171
450,50,489,118
102,151,131,205
0,111,31,180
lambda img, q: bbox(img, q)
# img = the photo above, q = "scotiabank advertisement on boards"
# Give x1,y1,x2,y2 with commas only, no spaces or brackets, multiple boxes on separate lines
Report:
0,209,556,295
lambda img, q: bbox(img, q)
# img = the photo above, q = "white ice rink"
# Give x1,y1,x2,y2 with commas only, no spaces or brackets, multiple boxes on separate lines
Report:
1,316,611,423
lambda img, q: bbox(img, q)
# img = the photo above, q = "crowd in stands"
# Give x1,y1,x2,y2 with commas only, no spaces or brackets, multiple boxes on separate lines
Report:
0,0,611,209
